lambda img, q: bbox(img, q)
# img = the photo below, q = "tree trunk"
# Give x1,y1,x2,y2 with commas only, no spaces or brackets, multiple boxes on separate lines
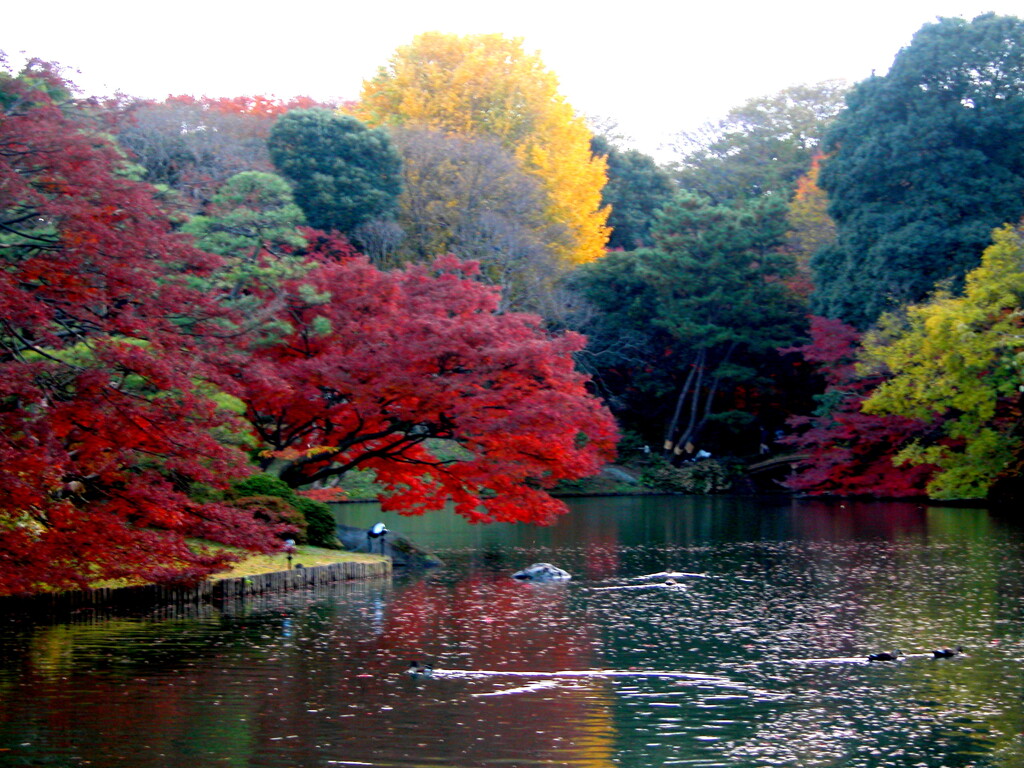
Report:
662,349,703,458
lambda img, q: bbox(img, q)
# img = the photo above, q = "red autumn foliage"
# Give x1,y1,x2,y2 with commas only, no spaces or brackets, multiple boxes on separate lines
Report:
780,316,935,497
0,61,619,594
0,62,281,595
233,252,619,524
165,94,330,117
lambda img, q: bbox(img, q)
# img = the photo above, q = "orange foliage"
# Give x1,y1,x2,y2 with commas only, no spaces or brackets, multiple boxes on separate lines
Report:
785,153,836,297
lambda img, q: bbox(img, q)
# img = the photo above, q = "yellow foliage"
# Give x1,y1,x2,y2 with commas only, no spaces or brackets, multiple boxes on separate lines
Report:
861,225,1024,498
354,32,609,265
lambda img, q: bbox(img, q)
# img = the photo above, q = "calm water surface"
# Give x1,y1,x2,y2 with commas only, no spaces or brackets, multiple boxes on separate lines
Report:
1,495,1023,767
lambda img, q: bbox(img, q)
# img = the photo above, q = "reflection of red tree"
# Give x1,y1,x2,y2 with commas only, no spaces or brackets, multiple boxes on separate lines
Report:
365,573,615,765
551,509,622,581
792,498,927,541
11,574,620,766
13,580,617,765
382,574,594,672
582,542,620,581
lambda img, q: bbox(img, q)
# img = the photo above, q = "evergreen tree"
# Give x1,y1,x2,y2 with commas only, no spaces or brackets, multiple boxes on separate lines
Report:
813,13,1024,327
572,193,804,455
181,171,308,301
268,109,402,234
592,135,675,250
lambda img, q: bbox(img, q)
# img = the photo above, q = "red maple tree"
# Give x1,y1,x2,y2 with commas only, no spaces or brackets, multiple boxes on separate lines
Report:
0,61,619,594
0,61,280,594
780,316,936,497
233,249,619,524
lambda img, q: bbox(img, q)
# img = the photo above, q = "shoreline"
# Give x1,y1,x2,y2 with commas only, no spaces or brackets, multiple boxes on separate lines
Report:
0,557,392,623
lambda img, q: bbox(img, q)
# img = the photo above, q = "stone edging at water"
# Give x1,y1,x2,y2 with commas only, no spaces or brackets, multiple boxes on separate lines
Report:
0,559,392,621
216,559,391,599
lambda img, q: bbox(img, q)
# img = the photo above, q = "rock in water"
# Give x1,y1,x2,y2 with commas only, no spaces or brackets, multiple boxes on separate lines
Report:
512,563,571,582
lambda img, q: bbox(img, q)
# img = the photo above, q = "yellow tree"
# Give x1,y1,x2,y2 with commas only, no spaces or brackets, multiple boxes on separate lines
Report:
861,224,1024,500
354,32,609,265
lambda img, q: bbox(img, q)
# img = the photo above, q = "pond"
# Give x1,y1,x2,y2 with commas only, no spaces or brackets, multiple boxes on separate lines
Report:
1,495,1023,767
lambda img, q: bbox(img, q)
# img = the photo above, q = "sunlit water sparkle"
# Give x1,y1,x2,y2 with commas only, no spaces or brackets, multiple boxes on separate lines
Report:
1,496,1022,767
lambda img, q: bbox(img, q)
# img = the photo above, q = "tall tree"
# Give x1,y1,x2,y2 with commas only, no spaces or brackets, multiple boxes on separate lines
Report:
813,13,1024,327
592,134,676,251
646,194,805,455
355,32,609,265
860,224,1024,500
0,61,279,594
671,80,848,204
784,154,835,297
232,253,618,524
571,193,804,455
268,109,402,235
387,127,566,312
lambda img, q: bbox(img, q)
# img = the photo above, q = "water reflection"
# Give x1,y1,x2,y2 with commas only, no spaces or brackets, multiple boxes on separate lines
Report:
1,497,1023,767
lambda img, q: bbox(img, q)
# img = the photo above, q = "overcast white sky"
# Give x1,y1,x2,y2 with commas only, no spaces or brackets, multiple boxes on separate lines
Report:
3,1,1021,159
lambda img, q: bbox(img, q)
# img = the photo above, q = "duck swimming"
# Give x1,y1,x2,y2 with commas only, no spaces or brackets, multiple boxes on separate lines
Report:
867,650,902,662
932,646,963,658
407,661,434,677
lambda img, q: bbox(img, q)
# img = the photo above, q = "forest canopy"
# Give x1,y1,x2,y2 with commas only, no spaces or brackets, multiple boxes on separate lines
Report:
0,58,616,594
4,11,1024,594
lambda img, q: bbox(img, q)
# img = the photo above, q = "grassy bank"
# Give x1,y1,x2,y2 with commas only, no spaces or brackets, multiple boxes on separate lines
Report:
85,544,385,591
210,545,384,581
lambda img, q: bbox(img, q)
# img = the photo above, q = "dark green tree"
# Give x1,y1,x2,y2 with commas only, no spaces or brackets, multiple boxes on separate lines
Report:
592,135,676,250
671,81,847,205
813,13,1024,327
268,109,402,234
571,192,805,456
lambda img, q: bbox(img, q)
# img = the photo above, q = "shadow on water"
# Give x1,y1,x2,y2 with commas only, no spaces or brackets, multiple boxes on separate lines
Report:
1,496,1023,767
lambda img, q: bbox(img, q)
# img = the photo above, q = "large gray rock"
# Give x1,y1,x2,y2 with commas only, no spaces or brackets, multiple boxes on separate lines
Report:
336,524,443,569
512,562,571,582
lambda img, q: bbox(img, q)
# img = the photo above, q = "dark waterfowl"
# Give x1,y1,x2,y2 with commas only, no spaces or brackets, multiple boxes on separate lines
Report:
867,650,902,662
407,661,434,677
932,646,963,658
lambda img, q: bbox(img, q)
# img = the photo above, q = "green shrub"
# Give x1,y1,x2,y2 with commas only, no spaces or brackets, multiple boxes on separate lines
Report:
640,459,733,494
228,474,339,547
616,431,658,466
231,474,296,501
291,496,340,548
